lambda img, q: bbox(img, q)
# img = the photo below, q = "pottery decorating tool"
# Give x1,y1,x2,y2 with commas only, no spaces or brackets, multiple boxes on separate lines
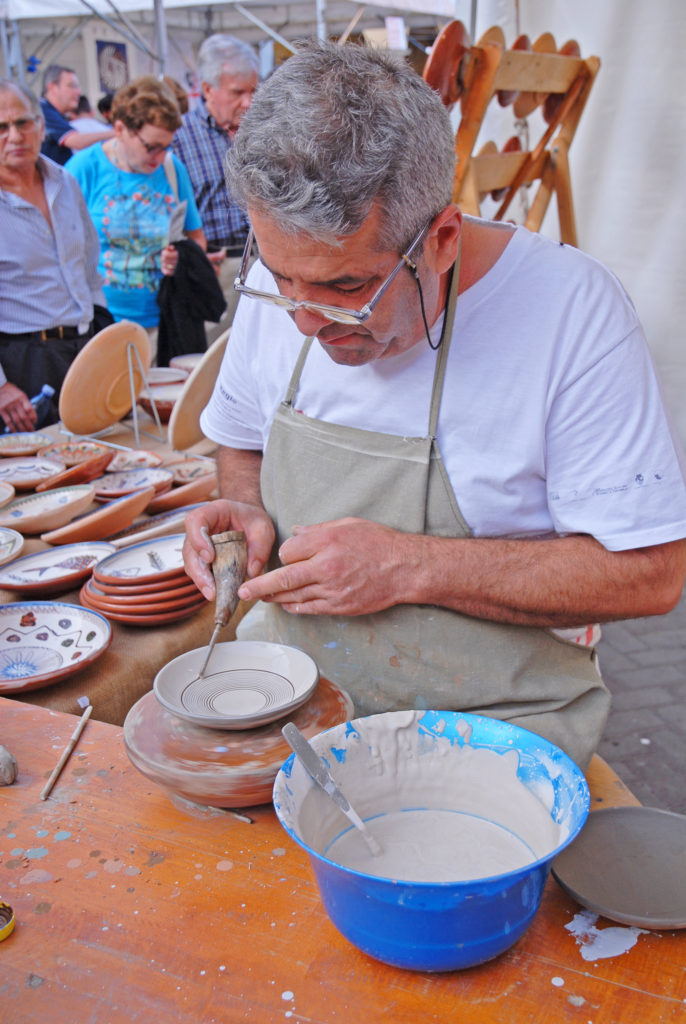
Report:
196,530,247,678
40,704,93,800
282,722,382,857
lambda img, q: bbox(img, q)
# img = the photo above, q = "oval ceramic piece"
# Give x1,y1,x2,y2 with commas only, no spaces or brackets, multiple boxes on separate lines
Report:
0,484,96,535
167,332,229,451
0,432,53,457
104,502,207,549
0,527,24,567
34,450,115,492
154,640,320,729
0,457,66,491
146,367,188,385
165,459,217,485
0,482,15,509
93,467,173,499
106,449,163,473
40,440,112,466
145,473,217,514
59,320,150,434
0,542,116,596
123,677,353,808
0,601,112,694
39,486,156,546
93,532,186,584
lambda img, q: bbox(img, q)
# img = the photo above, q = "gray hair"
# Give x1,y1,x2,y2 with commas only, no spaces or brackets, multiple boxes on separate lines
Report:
42,64,75,96
226,40,455,250
198,34,259,87
0,77,42,117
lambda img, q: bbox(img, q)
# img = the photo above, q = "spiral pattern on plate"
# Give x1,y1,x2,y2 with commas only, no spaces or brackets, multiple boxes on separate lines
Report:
180,669,295,718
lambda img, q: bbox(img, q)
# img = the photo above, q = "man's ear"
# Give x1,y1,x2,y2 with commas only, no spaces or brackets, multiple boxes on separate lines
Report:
424,204,462,274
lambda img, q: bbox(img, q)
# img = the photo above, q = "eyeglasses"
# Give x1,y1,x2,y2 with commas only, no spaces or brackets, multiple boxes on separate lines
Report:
134,132,171,156
234,223,430,325
0,115,40,139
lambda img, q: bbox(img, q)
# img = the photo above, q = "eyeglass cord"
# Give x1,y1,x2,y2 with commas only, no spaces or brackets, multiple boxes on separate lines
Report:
403,255,440,350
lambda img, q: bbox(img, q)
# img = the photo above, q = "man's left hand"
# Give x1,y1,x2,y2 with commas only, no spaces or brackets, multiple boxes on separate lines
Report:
236,517,410,616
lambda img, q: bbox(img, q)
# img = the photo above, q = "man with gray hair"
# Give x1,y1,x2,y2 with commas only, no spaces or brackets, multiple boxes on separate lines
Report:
40,64,112,165
183,41,686,770
172,34,258,326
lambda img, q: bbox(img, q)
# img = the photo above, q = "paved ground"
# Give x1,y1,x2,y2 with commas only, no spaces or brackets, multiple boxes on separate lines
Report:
596,585,686,813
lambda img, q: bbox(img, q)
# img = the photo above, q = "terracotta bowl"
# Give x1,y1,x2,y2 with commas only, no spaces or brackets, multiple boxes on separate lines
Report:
122,677,354,808
138,383,186,424
0,484,96,535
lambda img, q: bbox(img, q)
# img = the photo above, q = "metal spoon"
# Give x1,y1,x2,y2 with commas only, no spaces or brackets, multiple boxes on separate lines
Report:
282,722,382,857
196,530,247,678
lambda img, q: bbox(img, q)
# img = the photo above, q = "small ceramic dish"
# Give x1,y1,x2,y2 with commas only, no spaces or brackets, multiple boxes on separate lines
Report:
93,467,173,500
0,432,53,457
169,353,204,373
0,601,112,694
0,482,15,509
104,502,207,548
0,541,116,596
40,486,156,545
0,484,96,535
40,440,112,466
165,459,217,485
146,367,188,385
0,527,24,567
80,584,205,627
92,532,186,585
138,383,186,424
82,578,205,614
153,640,320,730
34,451,114,492
0,457,65,490
145,473,217,514
106,449,163,473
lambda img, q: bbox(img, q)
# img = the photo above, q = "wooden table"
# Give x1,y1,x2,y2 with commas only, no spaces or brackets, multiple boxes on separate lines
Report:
1,698,683,1024
1,418,220,726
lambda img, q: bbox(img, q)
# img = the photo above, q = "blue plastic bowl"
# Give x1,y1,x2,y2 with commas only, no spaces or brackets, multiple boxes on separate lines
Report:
273,710,589,972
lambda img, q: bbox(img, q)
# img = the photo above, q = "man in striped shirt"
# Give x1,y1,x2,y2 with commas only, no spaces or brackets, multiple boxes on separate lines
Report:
172,35,258,331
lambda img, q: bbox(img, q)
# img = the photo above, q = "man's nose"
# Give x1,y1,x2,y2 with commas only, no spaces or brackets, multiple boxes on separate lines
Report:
291,303,333,335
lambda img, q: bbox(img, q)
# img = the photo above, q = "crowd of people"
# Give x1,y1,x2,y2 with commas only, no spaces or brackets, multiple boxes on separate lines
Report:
0,35,254,427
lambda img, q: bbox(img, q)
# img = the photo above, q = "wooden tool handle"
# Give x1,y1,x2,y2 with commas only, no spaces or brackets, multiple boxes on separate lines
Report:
211,530,248,626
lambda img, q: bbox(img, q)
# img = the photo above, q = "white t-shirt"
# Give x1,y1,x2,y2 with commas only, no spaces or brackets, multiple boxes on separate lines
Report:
201,222,686,554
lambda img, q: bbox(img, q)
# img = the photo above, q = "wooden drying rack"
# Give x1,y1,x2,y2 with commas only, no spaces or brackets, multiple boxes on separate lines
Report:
423,23,600,246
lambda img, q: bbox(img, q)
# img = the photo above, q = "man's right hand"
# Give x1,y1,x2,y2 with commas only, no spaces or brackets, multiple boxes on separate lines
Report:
183,499,275,600
0,382,37,433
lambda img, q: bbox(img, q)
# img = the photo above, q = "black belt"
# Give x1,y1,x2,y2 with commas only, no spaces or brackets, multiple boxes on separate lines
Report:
39,325,85,341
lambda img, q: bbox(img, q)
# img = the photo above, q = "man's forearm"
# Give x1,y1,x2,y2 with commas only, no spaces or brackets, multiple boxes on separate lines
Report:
216,446,264,508
398,533,686,626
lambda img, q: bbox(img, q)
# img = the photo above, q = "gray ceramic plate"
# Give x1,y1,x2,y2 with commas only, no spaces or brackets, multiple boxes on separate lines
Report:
552,805,686,928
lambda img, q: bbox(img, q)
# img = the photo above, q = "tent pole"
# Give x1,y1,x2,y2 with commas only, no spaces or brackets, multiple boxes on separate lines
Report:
153,0,167,75
77,0,158,63
233,5,296,54
316,0,327,41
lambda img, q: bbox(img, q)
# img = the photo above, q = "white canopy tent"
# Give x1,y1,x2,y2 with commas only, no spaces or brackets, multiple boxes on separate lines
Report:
2,0,685,447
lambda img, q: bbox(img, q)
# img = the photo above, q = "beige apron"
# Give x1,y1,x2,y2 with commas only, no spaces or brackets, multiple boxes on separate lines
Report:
241,270,610,769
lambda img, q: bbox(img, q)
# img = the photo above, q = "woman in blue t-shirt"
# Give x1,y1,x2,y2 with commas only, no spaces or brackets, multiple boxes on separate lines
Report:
67,76,205,359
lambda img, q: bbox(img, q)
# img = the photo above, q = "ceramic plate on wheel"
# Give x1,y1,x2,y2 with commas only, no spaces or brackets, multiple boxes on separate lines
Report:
552,806,686,929
0,484,96,535
0,527,24,567
59,320,150,434
0,541,116,595
153,640,320,729
0,601,112,694
0,432,53,457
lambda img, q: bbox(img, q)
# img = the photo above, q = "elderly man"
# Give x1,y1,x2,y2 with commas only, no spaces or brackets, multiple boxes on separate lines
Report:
183,42,686,770
0,79,109,430
40,65,112,166
172,35,258,327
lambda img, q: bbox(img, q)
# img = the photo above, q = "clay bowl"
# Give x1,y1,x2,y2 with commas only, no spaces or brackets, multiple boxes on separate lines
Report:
0,484,96,535
0,541,116,596
0,482,14,509
40,487,156,545
122,677,354,809
92,533,186,586
145,473,217,514
138,383,186,424
0,431,53,457
41,440,112,466
106,449,163,472
273,710,589,973
92,467,173,501
35,450,114,492
0,456,66,490
0,527,24,566
104,502,207,549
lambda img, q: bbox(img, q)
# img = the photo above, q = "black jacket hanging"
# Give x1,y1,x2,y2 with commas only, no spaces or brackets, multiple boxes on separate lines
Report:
156,238,227,366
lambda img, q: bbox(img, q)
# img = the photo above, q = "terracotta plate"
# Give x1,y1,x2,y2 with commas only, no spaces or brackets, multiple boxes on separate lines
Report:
59,320,150,434
106,449,163,472
165,458,217,485
40,486,155,545
93,467,173,500
86,574,198,601
0,484,96,535
123,677,354,808
167,331,229,451
80,584,205,626
35,451,114,492
0,527,24,567
83,578,204,612
104,502,207,549
92,532,186,585
153,640,320,730
41,440,112,466
145,473,217,514
89,569,192,596
0,541,116,596
0,601,111,694
0,457,66,491
0,482,15,509
0,432,53,457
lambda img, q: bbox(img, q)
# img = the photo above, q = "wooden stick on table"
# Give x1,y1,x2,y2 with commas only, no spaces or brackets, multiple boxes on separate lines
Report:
40,704,93,800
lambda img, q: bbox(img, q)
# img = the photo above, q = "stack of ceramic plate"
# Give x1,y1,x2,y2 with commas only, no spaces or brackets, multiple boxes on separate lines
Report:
78,533,207,626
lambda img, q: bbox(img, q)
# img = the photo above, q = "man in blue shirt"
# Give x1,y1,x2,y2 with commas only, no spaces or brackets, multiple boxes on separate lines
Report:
172,36,258,330
40,64,112,166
